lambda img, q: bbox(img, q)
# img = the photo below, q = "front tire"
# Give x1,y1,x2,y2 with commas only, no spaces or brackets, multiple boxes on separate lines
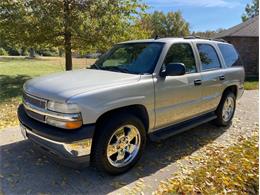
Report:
214,91,236,126
92,114,146,175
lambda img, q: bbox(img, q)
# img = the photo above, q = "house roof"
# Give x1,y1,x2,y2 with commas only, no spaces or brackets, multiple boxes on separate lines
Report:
215,15,259,38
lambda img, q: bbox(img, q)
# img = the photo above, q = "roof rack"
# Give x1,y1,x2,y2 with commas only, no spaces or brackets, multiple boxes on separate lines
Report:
209,38,227,43
184,35,201,39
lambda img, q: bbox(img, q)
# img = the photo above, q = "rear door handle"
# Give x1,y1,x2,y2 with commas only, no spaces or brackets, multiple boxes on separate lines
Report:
219,75,225,80
194,79,202,86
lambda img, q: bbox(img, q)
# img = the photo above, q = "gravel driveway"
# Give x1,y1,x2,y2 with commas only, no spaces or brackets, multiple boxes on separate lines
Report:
0,90,258,195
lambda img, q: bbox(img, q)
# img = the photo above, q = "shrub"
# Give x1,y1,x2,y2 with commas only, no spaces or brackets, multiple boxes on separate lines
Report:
0,47,8,56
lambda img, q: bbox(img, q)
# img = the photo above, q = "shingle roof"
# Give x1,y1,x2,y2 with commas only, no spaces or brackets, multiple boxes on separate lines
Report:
215,15,259,38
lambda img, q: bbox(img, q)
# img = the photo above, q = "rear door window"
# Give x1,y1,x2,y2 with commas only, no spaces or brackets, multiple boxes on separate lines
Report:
197,44,221,71
218,43,242,67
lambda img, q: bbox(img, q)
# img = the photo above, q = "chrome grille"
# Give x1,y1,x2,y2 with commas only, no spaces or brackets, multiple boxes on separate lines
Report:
23,92,47,122
23,93,47,109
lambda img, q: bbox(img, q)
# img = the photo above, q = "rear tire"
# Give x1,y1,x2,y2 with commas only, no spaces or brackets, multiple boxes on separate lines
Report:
92,113,146,175
213,91,236,126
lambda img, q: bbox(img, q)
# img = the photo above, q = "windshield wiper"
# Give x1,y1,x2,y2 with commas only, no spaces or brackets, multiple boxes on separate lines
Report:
89,64,101,70
100,66,131,73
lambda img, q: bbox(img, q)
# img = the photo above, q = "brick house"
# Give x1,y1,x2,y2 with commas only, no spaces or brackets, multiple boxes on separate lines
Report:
215,16,259,77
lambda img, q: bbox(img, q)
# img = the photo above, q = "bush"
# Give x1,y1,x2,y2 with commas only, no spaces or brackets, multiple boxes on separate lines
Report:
0,48,8,56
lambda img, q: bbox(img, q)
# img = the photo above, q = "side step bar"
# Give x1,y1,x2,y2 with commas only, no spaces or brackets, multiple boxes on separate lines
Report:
149,112,217,141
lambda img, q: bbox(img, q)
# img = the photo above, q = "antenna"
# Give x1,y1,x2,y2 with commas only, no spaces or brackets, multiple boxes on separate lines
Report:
154,35,160,40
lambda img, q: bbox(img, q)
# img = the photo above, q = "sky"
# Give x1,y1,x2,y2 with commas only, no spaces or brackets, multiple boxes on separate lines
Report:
144,0,252,32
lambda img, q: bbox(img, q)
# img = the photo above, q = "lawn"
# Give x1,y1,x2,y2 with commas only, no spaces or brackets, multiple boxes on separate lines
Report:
244,77,259,90
0,56,95,129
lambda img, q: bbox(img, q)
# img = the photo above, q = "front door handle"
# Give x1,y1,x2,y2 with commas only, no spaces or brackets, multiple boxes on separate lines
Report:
219,75,225,80
194,79,202,86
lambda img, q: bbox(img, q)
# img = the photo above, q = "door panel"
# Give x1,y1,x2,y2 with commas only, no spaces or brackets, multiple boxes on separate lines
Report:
200,70,224,112
196,43,225,113
154,73,203,130
153,42,205,130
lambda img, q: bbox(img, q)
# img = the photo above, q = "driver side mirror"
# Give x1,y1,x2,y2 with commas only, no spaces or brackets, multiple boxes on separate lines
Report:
160,63,186,77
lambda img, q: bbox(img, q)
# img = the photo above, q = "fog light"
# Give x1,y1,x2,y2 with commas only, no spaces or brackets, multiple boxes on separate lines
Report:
64,139,92,156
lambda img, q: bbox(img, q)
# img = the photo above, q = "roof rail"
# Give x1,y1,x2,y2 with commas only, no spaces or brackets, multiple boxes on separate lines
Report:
184,35,201,39
210,38,227,43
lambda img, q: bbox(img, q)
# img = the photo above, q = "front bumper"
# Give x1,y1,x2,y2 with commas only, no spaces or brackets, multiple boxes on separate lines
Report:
18,104,95,167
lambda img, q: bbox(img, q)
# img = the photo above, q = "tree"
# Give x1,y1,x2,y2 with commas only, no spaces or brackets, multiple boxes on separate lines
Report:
140,11,190,38
192,29,225,39
0,0,149,70
242,0,259,21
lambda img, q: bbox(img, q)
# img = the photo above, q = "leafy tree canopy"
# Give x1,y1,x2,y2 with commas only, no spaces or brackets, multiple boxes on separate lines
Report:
242,0,259,21
0,0,149,70
140,11,190,38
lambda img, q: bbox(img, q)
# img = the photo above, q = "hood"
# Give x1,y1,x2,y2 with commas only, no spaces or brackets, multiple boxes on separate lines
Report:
24,69,141,102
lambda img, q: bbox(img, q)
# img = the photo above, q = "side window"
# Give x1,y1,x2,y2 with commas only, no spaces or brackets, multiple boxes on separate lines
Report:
164,43,196,73
218,43,242,67
197,44,221,70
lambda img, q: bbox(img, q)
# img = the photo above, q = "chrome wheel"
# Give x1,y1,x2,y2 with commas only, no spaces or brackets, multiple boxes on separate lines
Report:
106,125,141,168
222,96,235,122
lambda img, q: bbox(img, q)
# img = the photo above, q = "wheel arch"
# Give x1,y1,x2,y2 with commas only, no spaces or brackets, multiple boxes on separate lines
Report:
90,104,149,162
223,85,238,98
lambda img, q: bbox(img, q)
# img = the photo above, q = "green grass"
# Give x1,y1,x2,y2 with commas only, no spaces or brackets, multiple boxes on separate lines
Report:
244,77,259,90
0,56,95,129
155,135,259,194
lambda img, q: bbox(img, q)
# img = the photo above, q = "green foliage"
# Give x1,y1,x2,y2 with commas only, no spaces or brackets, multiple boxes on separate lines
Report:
140,11,190,37
242,0,259,21
0,48,8,56
192,29,225,39
0,0,149,67
155,136,259,194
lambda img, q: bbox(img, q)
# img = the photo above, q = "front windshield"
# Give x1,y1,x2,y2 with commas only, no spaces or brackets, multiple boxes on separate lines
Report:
90,42,164,74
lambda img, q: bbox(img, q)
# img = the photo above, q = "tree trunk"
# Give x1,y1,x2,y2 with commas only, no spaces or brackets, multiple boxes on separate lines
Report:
29,48,35,58
64,0,72,71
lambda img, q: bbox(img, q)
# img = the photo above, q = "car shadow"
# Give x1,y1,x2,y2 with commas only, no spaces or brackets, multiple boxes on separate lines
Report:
0,74,32,102
1,123,228,194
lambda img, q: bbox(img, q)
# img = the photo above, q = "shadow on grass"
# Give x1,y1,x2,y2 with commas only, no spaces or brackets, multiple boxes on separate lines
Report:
0,74,31,102
0,123,229,194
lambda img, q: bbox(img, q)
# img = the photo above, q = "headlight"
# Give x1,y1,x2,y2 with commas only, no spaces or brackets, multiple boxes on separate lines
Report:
46,101,82,129
47,101,80,113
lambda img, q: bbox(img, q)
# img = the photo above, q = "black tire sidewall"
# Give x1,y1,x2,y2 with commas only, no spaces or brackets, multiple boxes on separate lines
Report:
93,114,146,175
215,92,236,126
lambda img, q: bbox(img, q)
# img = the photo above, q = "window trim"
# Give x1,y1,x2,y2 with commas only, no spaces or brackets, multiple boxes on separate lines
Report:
163,42,198,74
196,43,222,72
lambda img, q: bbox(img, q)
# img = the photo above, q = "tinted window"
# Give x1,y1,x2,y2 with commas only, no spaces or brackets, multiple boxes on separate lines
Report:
218,44,241,67
164,43,196,73
94,43,164,74
197,44,221,70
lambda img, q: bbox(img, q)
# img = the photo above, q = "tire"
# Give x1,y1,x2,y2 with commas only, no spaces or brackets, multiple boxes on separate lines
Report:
92,113,146,175
213,91,236,126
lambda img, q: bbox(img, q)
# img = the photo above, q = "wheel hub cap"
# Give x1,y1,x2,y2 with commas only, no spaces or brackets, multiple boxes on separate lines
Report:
106,125,141,168
222,96,235,122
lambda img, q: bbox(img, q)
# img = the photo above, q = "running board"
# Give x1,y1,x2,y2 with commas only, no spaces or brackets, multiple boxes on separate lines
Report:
149,112,217,141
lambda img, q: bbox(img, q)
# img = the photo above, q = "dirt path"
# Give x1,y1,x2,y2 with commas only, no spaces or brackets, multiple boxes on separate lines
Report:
0,90,258,195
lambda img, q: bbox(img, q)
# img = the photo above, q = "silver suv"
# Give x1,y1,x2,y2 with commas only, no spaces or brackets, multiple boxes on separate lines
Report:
18,37,245,174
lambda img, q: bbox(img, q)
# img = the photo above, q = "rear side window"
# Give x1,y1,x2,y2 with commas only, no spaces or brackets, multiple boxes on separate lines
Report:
197,44,221,71
164,43,196,73
218,44,242,67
